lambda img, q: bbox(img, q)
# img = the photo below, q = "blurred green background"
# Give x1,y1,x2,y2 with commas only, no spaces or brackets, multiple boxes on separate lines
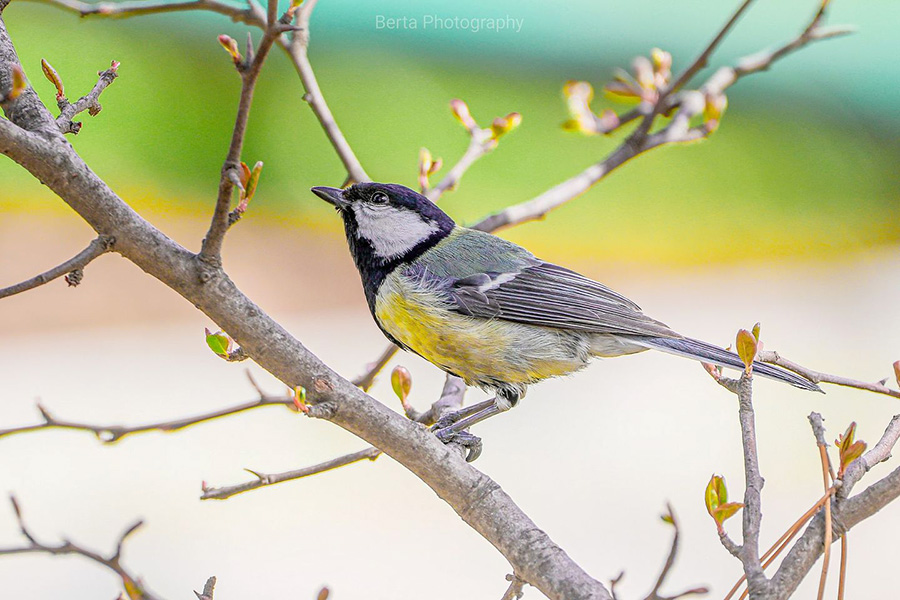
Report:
2,0,897,265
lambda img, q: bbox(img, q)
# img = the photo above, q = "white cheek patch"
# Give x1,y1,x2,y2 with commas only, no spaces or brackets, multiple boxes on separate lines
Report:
353,204,440,259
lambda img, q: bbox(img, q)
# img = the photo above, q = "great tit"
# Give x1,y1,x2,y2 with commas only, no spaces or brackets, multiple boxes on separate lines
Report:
312,183,820,460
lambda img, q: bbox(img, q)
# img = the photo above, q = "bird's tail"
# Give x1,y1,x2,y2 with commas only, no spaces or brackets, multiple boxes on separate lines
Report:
638,336,823,392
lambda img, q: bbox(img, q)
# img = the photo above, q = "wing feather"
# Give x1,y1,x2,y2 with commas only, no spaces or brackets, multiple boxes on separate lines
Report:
448,262,678,338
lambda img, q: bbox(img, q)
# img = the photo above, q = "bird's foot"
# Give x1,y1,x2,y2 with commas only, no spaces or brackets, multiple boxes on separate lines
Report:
432,427,483,462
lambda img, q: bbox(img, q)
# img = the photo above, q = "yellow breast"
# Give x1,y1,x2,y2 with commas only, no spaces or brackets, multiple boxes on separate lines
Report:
373,271,586,388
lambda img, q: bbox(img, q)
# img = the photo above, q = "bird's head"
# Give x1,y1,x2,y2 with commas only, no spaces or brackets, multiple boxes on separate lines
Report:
311,183,455,265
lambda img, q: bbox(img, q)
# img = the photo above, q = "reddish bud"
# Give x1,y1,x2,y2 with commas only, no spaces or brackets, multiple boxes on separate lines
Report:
7,65,26,101
449,98,477,131
41,59,64,99
735,329,758,374
490,112,522,140
218,35,242,65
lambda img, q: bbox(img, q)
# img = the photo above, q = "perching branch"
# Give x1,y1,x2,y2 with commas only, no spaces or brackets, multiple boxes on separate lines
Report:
0,496,163,600
0,234,113,299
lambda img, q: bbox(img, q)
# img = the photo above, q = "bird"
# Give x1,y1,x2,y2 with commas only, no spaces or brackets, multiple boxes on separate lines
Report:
311,182,821,460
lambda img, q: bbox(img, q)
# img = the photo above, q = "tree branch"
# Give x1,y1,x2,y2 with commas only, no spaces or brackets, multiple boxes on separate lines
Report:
351,343,398,391
0,234,113,299
0,392,295,443
471,0,848,233
285,0,368,183
733,373,767,593
0,496,163,600
55,60,119,134
198,0,289,263
201,446,382,500
425,117,496,201
758,350,900,399
763,412,900,599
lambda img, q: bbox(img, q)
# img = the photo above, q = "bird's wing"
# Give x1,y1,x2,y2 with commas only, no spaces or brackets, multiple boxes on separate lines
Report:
446,262,679,338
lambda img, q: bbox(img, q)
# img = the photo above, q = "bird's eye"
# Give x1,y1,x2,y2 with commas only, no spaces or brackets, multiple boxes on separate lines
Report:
371,192,389,204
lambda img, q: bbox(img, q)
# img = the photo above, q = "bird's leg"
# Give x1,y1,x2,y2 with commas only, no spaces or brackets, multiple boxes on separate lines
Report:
430,390,520,462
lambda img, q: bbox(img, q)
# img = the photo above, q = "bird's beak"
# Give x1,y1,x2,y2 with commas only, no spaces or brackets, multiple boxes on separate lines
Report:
311,186,350,210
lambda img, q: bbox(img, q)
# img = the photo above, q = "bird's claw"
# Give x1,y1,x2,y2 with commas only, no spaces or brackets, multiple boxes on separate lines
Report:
432,426,483,462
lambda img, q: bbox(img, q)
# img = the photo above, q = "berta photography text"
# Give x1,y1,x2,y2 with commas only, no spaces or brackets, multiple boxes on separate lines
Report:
375,15,524,33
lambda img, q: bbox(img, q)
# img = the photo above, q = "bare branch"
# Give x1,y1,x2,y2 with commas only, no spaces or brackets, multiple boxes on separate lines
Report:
471,0,847,234
351,343,398,391
55,61,119,134
0,234,113,299
29,0,265,27
200,446,382,500
839,414,900,498
199,0,289,263
426,123,496,202
664,0,756,96
734,374,766,592
27,0,367,184
285,0,368,183
759,350,900,399
0,387,295,443
0,496,163,600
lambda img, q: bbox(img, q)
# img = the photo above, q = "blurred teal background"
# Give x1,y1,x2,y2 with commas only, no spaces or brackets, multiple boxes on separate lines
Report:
1,0,898,265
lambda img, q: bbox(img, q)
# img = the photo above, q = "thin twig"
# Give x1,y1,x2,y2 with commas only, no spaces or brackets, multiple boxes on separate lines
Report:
839,414,900,498
426,125,495,201
734,372,767,593
501,572,526,600
200,446,382,500
285,0,368,183
28,0,367,184
816,441,833,600
759,350,900,399
0,235,113,299
725,488,836,600
470,0,847,234
55,61,119,134
0,496,163,600
0,372,295,442
663,0,756,97
351,343,398,391
198,0,296,263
